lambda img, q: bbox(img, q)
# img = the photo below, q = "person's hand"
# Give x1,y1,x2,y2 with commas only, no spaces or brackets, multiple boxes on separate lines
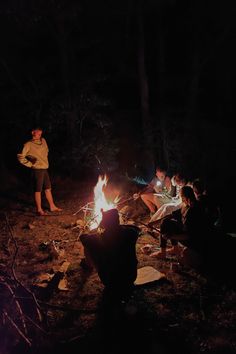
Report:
26,155,37,165
133,193,140,200
154,193,164,198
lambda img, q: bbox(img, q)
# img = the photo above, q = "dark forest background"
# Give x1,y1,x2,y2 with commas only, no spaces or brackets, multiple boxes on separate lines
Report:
0,1,235,204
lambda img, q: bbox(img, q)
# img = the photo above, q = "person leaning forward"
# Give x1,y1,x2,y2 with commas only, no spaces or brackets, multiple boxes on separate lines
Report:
134,165,174,218
17,127,62,216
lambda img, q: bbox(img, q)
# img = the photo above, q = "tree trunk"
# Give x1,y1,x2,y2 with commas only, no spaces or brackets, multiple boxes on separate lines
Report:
186,51,200,122
52,16,77,147
157,18,170,169
136,1,154,177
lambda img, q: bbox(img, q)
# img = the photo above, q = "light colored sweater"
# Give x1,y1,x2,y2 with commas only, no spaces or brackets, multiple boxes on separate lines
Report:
17,138,49,169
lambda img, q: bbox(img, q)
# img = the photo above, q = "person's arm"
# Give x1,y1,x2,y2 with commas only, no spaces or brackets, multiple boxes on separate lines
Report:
170,208,182,222
141,184,153,194
133,178,155,199
17,143,34,168
144,177,157,193
43,138,49,154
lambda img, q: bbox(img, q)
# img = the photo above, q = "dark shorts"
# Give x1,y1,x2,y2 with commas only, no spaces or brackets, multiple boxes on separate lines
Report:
31,169,51,192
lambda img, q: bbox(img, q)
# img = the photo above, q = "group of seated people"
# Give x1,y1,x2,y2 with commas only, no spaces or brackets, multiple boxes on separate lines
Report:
134,165,217,226
135,165,221,226
135,165,236,283
80,165,235,295
149,184,218,263
151,183,236,284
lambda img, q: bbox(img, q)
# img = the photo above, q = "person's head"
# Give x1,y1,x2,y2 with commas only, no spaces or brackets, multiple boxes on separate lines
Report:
172,173,186,187
192,179,205,200
31,127,43,140
155,166,167,181
180,186,196,206
100,208,120,230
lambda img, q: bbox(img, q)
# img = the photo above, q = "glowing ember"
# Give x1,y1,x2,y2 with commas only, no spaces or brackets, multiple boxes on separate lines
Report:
89,175,119,230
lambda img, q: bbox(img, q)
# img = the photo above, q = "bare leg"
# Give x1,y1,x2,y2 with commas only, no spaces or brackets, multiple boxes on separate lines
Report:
166,244,180,255
150,247,167,259
150,244,180,259
141,193,156,213
34,192,45,215
45,189,62,212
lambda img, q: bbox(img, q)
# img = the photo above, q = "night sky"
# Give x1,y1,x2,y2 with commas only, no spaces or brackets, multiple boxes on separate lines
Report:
0,1,236,214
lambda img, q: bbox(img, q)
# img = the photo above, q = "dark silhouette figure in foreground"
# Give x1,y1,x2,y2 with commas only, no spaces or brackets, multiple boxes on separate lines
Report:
80,209,140,298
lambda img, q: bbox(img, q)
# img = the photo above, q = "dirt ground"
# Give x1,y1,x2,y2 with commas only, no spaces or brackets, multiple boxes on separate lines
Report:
0,178,236,354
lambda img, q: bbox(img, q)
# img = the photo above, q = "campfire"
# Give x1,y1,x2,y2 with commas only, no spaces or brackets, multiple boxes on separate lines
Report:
89,175,119,230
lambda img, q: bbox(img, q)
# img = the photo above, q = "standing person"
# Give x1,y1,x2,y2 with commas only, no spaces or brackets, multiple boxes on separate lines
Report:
133,165,173,217
80,209,140,294
17,127,62,216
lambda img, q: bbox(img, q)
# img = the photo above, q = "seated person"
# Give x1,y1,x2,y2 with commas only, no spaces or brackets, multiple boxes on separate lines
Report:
134,165,174,217
192,178,221,229
151,187,236,285
80,209,140,292
149,173,187,224
150,186,208,268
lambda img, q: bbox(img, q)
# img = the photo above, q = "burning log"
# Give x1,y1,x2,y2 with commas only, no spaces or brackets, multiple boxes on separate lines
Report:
73,175,120,232
72,174,161,240
89,175,119,229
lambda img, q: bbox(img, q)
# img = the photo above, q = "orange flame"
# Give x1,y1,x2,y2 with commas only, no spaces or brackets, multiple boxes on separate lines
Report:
89,175,119,230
